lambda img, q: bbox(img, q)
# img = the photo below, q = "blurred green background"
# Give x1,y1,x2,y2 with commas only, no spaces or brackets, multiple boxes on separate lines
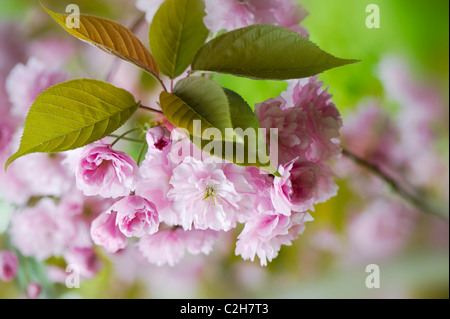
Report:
0,0,448,299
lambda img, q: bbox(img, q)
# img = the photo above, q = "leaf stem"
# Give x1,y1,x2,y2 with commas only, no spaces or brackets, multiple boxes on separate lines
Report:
342,148,448,222
156,77,168,92
109,135,144,144
136,142,147,165
110,128,141,147
139,105,164,114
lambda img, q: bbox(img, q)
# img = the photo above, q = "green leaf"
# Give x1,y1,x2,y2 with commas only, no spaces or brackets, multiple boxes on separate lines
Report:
159,76,234,141
225,88,261,131
42,3,159,79
191,24,359,80
159,78,278,174
196,88,278,174
5,79,139,170
149,0,209,79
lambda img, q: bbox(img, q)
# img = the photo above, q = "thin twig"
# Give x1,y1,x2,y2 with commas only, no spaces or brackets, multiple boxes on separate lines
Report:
139,105,164,114
342,148,448,222
109,134,144,144
110,128,141,147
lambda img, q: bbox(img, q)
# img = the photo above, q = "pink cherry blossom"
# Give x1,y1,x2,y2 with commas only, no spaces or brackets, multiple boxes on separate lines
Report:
6,57,68,119
108,195,159,238
271,157,338,215
9,198,85,260
281,76,343,162
348,200,418,261
0,129,74,205
76,142,139,198
90,211,127,253
0,250,19,282
255,96,311,165
203,0,308,37
145,126,172,153
168,157,255,231
64,247,101,279
138,228,218,266
340,101,403,182
9,152,73,199
26,283,42,299
235,211,313,266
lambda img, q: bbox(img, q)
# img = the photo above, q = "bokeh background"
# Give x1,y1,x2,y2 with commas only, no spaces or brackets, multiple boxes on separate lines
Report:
0,0,448,298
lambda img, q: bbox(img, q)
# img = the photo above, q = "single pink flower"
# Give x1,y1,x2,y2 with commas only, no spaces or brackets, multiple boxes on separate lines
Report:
0,250,19,282
9,198,83,260
168,157,255,231
108,195,159,238
76,142,138,198
255,96,311,165
145,126,172,153
203,0,308,36
6,57,68,119
26,283,41,299
64,247,101,279
271,157,338,215
1,129,74,205
236,211,312,266
90,211,127,253
281,77,342,162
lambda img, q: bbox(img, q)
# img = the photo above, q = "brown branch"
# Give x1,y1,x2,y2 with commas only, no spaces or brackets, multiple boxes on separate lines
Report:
342,148,448,222
139,105,164,114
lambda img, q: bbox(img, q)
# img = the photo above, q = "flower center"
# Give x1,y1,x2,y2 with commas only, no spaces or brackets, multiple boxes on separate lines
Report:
203,185,217,205
154,138,168,150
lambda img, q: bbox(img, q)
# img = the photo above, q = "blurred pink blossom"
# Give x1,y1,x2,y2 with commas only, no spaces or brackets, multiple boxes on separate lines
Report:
236,211,313,266
6,57,68,119
348,200,418,261
138,228,218,266
9,198,91,260
203,0,308,36
26,283,41,299
64,247,102,279
0,250,19,282
135,0,166,23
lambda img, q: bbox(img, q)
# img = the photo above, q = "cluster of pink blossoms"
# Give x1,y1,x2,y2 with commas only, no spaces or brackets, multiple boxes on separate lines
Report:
0,43,342,269
73,76,342,266
0,0,341,274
